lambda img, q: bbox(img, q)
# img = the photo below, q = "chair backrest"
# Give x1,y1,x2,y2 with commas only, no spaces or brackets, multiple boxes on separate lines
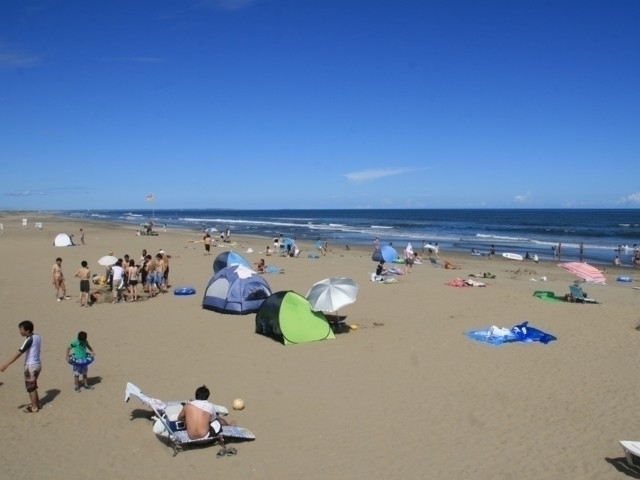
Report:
569,284,585,299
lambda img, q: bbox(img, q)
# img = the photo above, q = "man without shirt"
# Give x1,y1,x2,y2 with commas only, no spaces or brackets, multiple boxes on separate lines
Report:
178,385,234,440
74,260,92,307
52,257,70,301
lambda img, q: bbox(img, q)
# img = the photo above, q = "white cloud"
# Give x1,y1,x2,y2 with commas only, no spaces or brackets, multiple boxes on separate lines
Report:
5,186,91,197
619,192,640,204
344,168,419,182
6,190,32,197
0,44,40,69
514,192,532,203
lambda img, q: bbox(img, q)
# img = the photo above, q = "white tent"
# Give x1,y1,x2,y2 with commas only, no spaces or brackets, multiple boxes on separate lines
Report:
54,233,75,247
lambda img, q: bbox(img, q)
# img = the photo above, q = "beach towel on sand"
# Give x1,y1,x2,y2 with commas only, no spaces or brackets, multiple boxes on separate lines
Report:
466,321,557,345
265,265,284,274
533,290,566,302
446,278,486,287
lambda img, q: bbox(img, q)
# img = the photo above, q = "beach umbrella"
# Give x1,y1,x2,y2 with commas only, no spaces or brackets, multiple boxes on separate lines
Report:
98,255,118,266
306,277,359,313
559,262,606,284
372,245,400,263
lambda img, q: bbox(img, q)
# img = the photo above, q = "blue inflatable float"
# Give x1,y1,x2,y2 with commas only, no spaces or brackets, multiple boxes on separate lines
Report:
466,321,557,345
68,354,95,366
617,276,633,282
174,286,197,295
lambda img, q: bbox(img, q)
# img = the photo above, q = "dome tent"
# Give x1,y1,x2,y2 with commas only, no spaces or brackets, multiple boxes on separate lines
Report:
202,264,271,315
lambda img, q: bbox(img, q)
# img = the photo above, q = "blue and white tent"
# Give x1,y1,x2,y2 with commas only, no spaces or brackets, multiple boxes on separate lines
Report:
213,250,251,273
202,264,272,315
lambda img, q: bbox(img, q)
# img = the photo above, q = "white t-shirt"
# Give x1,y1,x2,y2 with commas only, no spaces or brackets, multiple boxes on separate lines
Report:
111,265,124,281
19,333,42,366
190,400,215,419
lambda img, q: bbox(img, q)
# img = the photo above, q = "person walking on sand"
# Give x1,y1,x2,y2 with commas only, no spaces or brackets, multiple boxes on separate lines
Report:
66,331,96,392
404,243,415,271
79,228,85,245
204,233,212,255
0,320,42,413
74,260,92,307
52,257,70,301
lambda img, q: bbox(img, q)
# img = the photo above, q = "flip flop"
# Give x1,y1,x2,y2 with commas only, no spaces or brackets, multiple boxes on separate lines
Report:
23,405,39,413
216,447,237,458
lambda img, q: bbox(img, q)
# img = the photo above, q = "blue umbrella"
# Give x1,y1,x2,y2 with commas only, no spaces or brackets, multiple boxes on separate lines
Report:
372,245,399,263
213,250,251,273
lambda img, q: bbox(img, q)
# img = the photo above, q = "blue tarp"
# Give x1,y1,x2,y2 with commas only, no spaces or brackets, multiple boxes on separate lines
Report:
466,321,557,345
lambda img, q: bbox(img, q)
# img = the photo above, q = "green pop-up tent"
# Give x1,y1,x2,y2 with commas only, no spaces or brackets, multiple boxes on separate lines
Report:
255,291,336,345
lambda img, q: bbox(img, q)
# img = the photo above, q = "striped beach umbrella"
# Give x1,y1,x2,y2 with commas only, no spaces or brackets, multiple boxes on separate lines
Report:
559,262,606,284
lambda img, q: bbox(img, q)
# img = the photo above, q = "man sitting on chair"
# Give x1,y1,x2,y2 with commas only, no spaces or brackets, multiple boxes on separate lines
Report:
178,385,233,440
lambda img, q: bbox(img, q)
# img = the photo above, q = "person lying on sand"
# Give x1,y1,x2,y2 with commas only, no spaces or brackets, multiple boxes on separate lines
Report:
444,260,461,269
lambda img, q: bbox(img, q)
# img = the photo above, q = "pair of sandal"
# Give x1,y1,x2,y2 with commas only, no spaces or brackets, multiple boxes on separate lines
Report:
216,447,237,458
23,404,41,413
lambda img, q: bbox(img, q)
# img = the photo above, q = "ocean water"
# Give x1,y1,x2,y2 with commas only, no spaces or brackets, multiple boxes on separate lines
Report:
59,208,640,267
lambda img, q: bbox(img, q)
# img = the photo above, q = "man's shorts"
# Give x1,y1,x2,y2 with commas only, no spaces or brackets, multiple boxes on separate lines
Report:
80,279,90,293
24,364,41,392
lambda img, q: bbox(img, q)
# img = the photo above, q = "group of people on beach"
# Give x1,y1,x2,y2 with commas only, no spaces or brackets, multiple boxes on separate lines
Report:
103,248,171,303
51,248,172,306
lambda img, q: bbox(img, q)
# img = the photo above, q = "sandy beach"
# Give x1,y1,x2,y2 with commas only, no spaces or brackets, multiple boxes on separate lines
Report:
0,212,639,480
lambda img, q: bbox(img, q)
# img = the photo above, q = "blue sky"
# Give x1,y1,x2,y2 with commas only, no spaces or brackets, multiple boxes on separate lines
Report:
1,0,639,210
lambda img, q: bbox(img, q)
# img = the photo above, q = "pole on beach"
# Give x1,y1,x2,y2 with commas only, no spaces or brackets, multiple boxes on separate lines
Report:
146,193,155,221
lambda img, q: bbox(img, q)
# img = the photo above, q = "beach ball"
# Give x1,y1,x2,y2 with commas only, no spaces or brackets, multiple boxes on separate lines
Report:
233,398,245,410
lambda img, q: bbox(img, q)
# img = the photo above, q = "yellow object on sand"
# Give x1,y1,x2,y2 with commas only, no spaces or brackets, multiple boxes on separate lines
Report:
350,324,359,330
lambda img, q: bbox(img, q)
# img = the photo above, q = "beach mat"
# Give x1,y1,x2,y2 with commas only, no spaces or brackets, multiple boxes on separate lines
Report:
533,290,566,302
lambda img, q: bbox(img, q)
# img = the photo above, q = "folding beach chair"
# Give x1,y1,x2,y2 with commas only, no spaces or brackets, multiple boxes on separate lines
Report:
620,441,640,467
124,382,254,457
568,284,598,304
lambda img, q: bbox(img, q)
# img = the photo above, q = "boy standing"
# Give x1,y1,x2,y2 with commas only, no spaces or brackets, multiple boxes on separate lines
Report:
0,320,42,412
74,260,92,307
